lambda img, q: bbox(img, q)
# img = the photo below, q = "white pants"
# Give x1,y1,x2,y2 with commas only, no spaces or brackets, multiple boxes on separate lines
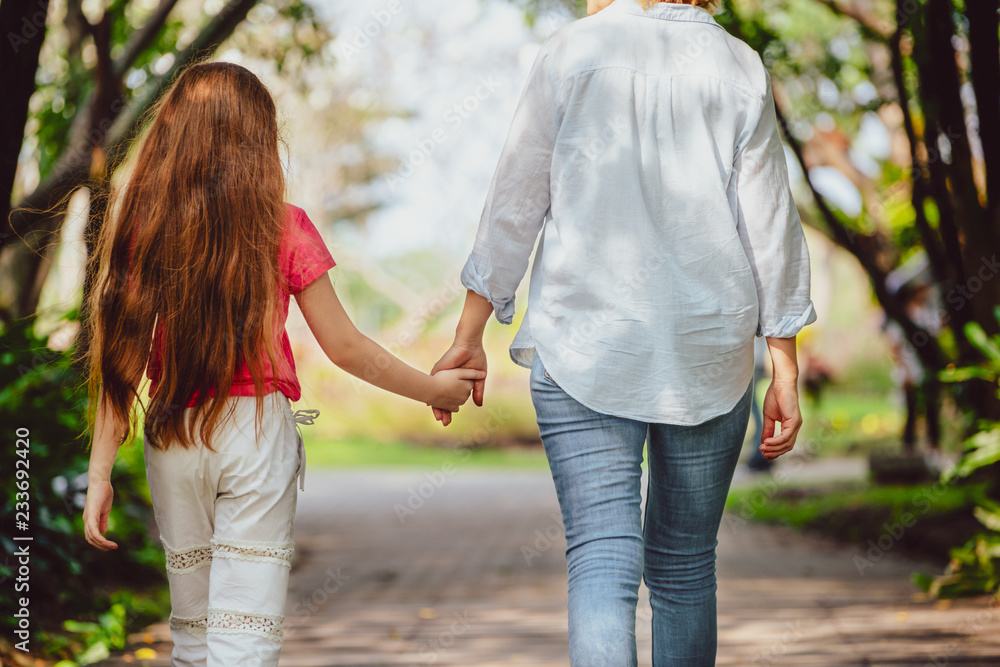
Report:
144,393,315,667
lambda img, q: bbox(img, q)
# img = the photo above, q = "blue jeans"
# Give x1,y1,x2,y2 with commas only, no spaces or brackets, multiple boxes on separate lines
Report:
530,356,752,666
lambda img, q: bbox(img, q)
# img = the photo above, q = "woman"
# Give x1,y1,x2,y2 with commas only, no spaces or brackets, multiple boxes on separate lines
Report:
433,0,816,664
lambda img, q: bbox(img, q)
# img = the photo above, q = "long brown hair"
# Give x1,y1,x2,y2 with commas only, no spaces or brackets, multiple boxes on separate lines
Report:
86,62,286,451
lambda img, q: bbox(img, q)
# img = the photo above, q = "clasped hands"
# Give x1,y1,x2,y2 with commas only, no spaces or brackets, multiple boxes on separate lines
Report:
428,339,487,427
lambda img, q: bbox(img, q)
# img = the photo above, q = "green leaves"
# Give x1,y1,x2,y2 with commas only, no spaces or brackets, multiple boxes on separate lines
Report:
942,428,1000,483
964,321,1000,368
0,318,166,661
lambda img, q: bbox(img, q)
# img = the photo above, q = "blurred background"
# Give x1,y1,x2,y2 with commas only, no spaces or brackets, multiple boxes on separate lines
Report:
2,0,1000,664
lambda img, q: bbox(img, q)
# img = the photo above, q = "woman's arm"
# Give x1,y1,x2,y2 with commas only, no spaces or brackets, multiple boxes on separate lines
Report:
734,74,816,340
296,273,483,412
759,335,803,460
430,291,494,425
432,47,564,425
83,397,124,550
459,41,562,326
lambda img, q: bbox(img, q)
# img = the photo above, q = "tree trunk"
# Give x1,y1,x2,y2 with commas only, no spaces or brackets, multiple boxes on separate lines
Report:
0,0,260,322
0,0,51,237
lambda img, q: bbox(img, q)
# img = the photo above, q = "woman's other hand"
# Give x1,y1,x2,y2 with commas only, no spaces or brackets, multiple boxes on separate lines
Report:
760,379,802,460
761,335,803,460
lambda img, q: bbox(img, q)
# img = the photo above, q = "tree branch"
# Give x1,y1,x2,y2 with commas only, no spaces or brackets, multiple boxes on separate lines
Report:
888,21,950,287
4,0,260,253
811,0,893,42
964,0,1000,224
1,0,52,229
113,0,181,79
774,100,945,371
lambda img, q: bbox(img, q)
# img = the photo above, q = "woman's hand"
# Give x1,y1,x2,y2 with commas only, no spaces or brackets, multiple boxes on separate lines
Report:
83,479,119,551
431,341,488,426
760,335,803,460
428,368,487,412
759,378,802,460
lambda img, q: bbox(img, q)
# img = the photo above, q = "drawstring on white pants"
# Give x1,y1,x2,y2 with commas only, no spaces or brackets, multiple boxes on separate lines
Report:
292,409,319,492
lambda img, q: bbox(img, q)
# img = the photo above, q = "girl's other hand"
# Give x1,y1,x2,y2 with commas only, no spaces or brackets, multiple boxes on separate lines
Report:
429,368,486,413
83,479,119,551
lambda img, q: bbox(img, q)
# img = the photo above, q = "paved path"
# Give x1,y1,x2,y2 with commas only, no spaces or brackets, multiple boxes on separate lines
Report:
103,468,1000,666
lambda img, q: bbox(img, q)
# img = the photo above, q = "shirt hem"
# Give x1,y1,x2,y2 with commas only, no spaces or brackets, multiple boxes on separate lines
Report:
526,343,754,426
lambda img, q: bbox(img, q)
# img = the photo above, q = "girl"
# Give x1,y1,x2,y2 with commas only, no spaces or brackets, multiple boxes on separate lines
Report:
81,62,482,667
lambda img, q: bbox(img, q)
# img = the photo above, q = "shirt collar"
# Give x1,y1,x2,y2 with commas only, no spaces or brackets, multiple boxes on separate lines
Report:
604,0,720,27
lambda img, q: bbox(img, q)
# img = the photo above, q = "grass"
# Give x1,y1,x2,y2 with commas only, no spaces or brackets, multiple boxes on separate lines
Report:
292,313,959,467
305,436,550,469
725,480,988,564
796,389,903,456
301,384,936,468
726,480,980,528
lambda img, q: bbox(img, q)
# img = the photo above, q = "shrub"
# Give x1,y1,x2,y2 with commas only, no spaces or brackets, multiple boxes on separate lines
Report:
0,317,167,662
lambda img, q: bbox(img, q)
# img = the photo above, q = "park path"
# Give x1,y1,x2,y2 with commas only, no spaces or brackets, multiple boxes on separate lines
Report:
103,466,1000,666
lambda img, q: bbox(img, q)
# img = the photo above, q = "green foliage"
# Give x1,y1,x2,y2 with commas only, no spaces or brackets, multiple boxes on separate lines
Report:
919,310,1000,600
725,480,980,531
913,532,1000,599
0,318,166,662
306,435,549,469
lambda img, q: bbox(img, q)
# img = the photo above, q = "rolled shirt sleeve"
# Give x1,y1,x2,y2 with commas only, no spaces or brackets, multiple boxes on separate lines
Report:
734,74,817,338
461,42,562,325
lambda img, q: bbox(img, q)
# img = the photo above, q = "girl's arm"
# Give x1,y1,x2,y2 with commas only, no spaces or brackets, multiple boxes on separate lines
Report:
83,397,124,550
296,273,484,412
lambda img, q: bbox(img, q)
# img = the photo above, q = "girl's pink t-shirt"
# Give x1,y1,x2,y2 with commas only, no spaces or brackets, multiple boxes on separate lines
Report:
146,204,336,404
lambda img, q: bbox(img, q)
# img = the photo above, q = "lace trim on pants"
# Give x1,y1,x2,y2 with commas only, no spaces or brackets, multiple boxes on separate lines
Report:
162,540,213,575
207,608,284,643
211,538,295,568
169,613,208,635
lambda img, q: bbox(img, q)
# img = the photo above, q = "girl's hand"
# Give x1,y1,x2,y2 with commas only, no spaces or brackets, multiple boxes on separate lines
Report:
428,368,486,413
83,479,119,551
431,341,488,426
759,378,803,461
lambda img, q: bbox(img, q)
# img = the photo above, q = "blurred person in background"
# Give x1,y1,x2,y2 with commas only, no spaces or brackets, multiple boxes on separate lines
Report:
883,275,943,470
746,336,771,472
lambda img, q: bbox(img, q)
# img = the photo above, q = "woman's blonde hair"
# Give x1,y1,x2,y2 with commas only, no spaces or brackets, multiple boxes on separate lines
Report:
639,0,722,15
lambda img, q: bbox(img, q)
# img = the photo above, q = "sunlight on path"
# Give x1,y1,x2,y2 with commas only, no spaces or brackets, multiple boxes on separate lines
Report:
103,470,1000,666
